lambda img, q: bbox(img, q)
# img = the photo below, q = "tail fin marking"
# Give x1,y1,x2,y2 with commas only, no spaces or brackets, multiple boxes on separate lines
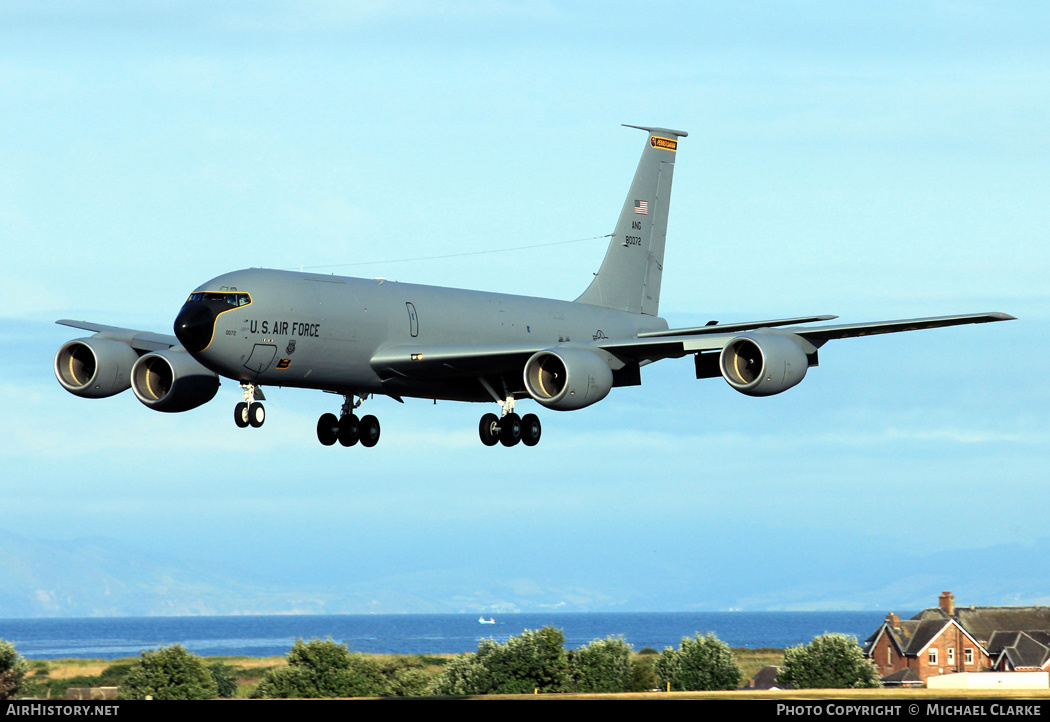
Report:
575,125,687,316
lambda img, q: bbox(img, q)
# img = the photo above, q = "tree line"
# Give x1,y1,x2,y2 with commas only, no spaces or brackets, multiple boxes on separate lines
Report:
0,629,879,699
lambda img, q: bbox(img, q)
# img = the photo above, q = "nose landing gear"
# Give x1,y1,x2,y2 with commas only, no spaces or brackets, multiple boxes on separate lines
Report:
234,384,266,429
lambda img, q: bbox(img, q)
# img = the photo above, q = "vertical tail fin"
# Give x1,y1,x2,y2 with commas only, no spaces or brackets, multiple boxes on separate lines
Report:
575,124,687,316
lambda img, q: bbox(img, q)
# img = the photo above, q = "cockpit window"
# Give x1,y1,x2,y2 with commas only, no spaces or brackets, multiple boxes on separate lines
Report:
187,292,251,307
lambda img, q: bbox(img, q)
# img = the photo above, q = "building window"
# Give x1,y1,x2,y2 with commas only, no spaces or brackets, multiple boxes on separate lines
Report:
929,648,938,665
948,648,955,665
965,648,974,665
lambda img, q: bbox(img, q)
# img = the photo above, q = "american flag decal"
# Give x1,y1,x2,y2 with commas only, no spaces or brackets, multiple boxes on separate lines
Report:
634,200,648,215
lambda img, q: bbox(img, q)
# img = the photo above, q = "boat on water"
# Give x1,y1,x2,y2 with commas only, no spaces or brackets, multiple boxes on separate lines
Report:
478,617,495,625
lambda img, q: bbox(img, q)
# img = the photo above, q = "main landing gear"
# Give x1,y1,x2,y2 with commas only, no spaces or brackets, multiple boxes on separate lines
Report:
316,394,380,448
478,397,541,448
234,384,266,429
235,383,539,448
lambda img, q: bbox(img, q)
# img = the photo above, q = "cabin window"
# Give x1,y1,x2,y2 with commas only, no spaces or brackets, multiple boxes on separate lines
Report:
928,648,938,665
965,648,974,665
948,648,955,665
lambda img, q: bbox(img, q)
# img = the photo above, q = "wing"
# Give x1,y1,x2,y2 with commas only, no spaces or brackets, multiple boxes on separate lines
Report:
370,312,1016,382
788,312,1016,346
55,320,223,407
371,343,543,381
636,315,838,338
602,311,1018,362
56,319,180,352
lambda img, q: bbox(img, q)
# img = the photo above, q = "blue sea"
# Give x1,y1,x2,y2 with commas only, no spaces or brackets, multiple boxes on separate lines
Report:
0,612,902,660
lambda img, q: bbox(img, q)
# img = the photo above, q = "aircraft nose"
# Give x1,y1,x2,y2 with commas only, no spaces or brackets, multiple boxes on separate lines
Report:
174,302,216,353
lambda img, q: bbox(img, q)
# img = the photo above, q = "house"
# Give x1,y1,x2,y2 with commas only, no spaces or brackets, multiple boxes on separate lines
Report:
864,591,1050,685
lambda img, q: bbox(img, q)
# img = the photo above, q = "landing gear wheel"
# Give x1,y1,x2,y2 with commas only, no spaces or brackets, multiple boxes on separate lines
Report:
338,414,360,447
317,413,339,446
479,413,500,446
499,413,522,447
359,415,381,447
521,413,541,446
234,402,249,428
248,403,265,428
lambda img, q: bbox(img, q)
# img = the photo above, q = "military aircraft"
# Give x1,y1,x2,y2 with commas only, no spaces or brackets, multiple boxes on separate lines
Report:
55,125,1014,448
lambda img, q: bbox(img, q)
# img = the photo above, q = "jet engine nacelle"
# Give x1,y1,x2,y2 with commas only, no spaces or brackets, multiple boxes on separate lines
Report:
719,333,809,397
523,347,614,411
54,337,139,399
131,348,220,413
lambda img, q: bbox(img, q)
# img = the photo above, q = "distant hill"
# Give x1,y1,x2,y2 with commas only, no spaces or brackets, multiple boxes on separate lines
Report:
0,526,1048,617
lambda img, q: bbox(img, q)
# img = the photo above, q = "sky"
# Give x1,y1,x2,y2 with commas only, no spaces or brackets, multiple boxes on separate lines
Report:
2,1,1049,613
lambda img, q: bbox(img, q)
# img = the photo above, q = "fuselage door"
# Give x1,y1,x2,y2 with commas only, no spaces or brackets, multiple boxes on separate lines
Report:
406,302,419,338
244,343,277,374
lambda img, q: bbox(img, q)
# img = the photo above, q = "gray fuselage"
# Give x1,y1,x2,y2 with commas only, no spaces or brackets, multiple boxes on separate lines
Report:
183,267,669,402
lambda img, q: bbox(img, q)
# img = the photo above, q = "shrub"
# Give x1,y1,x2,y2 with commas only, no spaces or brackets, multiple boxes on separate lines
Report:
655,633,741,691
0,640,29,700
628,654,659,692
375,655,434,697
387,666,432,696
567,636,634,693
98,661,137,687
207,661,239,698
430,626,568,695
428,652,488,695
776,634,881,689
252,638,388,698
118,644,218,700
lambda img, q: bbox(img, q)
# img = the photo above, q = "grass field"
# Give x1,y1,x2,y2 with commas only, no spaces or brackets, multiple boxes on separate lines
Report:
21,648,786,698
21,649,1050,700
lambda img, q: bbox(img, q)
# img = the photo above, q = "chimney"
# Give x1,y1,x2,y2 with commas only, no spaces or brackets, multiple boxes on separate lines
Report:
939,591,955,615
886,613,900,629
